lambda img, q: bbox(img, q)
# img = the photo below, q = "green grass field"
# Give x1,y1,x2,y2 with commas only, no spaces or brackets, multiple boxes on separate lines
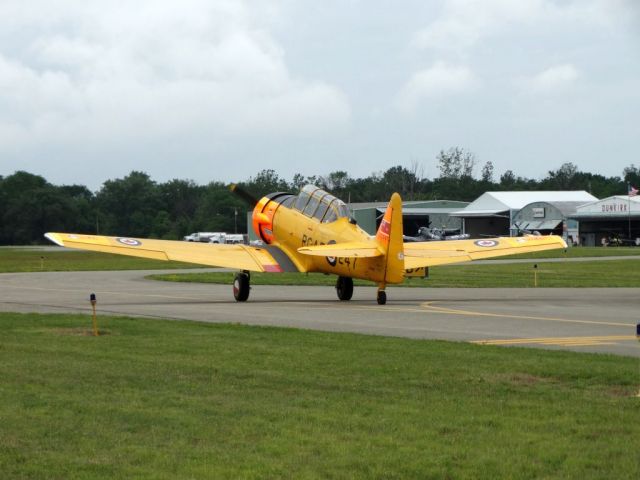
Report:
0,248,200,273
149,258,640,288
1,313,638,479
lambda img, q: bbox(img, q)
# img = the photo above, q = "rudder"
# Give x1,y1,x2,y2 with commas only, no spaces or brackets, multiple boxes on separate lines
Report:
375,192,405,284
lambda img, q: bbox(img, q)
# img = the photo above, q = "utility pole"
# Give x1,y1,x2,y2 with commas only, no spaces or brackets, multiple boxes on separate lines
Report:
628,183,632,241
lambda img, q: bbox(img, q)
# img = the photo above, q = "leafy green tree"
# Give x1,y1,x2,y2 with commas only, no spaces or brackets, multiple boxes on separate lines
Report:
437,147,475,180
0,171,95,244
95,171,163,237
382,165,418,200
432,148,480,200
194,182,247,234
319,171,352,200
623,165,640,188
542,163,579,189
291,173,307,191
243,169,290,197
159,179,205,238
481,161,494,183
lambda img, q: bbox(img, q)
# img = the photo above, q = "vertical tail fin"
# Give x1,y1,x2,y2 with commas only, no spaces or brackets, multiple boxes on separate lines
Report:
375,193,405,283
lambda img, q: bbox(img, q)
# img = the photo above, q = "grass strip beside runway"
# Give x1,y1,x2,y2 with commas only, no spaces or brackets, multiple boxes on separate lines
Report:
150,258,640,288
1,313,638,479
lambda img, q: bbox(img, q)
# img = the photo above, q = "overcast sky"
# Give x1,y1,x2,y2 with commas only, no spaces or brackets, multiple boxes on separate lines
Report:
1,0,638,190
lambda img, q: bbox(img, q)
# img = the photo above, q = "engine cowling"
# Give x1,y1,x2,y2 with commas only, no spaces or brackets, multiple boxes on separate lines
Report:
251,193,292,244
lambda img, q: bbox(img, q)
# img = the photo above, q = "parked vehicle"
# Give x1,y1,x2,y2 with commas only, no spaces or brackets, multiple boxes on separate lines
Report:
208,233,248,244
183,232,222,242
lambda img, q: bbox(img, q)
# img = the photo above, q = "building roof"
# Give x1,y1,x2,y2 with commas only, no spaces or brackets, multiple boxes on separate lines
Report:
518,201,589,217
451,191,597,216
571,195,640,218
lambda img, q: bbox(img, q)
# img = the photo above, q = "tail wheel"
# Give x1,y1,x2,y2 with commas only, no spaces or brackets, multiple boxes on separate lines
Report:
336,276,354,301
376,289,387,305
233,272,250,302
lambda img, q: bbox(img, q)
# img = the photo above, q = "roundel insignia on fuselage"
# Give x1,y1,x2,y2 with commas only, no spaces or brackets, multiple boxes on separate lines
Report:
326,240,337,266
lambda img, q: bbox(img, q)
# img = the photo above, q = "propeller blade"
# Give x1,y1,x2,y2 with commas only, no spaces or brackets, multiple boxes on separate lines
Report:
230,184,258,207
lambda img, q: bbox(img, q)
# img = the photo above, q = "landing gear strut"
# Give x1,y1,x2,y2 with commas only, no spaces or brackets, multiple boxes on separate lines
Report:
376,287,387,305
233,271,250,302
336,276,354,301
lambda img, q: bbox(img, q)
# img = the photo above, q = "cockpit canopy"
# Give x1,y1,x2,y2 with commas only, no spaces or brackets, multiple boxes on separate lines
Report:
289,184,350,223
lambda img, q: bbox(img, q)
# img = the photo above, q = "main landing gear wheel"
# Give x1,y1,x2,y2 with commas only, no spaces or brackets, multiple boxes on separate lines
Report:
376,290,387,305
233,272,250,302
336,276,354,301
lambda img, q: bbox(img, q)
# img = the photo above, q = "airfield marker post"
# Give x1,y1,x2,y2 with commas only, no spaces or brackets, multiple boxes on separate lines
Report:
90,293,99,336
533,264,538,287
636,323,640,397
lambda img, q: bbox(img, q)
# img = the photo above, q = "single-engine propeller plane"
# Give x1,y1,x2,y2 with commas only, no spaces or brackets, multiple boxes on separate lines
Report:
45,184,567,304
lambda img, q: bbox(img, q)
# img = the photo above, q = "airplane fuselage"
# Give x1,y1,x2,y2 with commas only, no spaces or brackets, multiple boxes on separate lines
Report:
253,191,391,283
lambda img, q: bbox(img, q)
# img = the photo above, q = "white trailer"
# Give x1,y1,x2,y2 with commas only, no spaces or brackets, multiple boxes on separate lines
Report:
208,233,248,244
183,232,222,242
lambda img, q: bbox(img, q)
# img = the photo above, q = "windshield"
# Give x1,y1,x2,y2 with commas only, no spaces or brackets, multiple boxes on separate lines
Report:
292,185,349,223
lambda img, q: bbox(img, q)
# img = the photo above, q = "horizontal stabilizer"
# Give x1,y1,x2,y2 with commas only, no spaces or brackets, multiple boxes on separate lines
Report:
298,242,382,258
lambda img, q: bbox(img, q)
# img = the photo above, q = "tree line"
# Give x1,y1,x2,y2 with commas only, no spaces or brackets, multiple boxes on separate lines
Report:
1,148,638,244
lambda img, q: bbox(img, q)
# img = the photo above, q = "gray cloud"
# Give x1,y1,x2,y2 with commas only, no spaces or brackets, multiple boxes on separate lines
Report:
0,0,638,189
0,1,350,156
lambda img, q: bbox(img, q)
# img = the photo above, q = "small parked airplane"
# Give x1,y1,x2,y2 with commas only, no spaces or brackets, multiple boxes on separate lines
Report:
46,184,566,304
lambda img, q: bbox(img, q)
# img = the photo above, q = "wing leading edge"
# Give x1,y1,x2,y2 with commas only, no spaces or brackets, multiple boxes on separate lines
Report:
403,235,567,269
45,232,285,272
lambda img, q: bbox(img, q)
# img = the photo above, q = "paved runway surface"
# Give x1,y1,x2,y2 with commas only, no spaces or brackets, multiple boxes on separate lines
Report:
1,270,638,357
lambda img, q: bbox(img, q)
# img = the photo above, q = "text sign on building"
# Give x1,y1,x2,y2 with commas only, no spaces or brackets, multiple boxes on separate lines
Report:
532,207,545,218
601,203,628,213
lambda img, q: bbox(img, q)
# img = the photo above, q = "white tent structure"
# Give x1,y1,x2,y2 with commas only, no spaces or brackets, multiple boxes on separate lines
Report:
451,191,597,237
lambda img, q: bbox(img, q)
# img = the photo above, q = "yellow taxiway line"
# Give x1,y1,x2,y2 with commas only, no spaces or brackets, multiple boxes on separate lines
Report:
418,302,632,328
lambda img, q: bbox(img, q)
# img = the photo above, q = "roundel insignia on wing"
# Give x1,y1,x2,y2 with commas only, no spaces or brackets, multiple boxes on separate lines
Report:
474,239,498,247
116,237,142,246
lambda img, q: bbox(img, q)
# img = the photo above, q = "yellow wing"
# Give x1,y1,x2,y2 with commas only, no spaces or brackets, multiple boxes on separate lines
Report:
45,233,284,272
403,235,567,269
297,242,382,258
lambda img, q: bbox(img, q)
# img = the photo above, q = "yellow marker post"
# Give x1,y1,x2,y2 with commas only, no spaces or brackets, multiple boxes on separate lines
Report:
533,264,538,287
90,293,99,336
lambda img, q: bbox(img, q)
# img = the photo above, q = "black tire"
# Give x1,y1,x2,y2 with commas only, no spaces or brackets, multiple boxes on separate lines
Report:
336,276,354,301
376,290,387,305
233,273,250,302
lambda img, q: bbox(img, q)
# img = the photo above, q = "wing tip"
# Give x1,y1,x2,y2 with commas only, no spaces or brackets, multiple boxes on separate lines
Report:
44,232,64,247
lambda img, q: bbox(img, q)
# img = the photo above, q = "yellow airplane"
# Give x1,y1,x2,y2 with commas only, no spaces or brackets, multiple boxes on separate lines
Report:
45,184,567,304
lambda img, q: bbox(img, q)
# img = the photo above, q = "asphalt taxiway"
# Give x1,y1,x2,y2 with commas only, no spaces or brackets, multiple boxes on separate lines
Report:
1,269,638,357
